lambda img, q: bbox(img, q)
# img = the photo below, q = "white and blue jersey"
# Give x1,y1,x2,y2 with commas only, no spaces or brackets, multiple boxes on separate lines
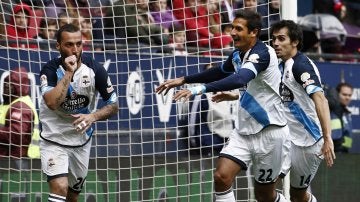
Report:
223,41,286,135
39,56,117,147
185,40,287,135
280,52,323,146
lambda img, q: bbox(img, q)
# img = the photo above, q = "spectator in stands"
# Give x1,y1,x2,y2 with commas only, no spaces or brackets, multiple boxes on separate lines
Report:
0,67,38,158
44,0,66,19
167,25,188,55
149,0,180,35
313,0,344,16
327,82,353,153
188,63,234,156
35,18,57,50
172,0,232,49
58,12,79,28
110,0,166,46
6,3,38,49
78,15,94,50
243,0,258,12
269,0,281,26
220,0,240,24
66,0,106,45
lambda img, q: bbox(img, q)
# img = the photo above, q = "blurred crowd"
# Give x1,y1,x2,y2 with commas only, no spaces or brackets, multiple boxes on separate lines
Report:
305,0,360,61
0,0,359,59
0,0,281,56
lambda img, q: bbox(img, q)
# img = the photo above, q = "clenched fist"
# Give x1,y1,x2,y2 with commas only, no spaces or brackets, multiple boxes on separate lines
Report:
64,55,78,73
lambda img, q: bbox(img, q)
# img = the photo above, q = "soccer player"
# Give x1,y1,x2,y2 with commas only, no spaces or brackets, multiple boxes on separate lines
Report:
156,10,289,202
39,24,118,202
270,20,336,202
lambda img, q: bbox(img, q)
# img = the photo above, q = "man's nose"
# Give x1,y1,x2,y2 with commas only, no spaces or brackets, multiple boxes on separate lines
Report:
72,46,79,54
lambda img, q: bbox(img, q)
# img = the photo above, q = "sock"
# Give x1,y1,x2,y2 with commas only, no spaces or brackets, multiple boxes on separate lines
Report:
308,193,317,202
48,193,66,202
275,192,288,202
215,188,236,202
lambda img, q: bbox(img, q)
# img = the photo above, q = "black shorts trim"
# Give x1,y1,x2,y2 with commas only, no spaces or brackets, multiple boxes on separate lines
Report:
218,153,248,170
40,134,92,148
68,186,82,194
279,172,286,179
47,173,68,182
215,188,233,196
254,179,277,185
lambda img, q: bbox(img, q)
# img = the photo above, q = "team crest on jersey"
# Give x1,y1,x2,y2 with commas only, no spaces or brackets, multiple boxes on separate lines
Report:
248,54,259,63
80,75,91,87
300,72,311,82
40,75,48,87
70,91,77,99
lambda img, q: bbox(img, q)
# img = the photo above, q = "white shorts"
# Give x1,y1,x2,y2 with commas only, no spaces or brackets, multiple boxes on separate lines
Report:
282,138,324,189
220,125,290,184
40,138,92,192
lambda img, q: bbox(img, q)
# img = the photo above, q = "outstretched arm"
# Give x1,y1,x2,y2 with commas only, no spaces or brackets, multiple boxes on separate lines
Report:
311,91,336,167
173,68,255,101
155,66,231,95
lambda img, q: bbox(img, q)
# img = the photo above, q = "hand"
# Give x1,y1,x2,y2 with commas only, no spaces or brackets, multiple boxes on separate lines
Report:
321,138,336,167
72,113,96,134
64,55,78,73
155,77,185,95
173,89,193,102
173,85,206,101
211,92,239,103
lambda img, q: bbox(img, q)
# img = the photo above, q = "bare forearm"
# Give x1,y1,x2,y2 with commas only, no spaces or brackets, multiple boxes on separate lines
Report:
313,93,332,139
92,102,118,121
43,71,73,110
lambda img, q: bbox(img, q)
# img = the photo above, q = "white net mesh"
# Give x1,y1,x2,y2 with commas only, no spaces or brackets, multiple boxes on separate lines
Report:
0,0,283,201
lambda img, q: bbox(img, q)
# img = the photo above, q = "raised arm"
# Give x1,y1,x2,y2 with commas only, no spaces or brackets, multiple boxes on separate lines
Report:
42,55,77,110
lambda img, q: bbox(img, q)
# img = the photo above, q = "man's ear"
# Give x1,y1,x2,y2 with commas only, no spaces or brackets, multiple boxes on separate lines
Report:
56,42,60,50
250,29,259,38
292,40,299,48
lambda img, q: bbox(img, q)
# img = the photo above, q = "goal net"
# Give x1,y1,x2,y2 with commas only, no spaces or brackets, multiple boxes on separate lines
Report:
0,0,286,201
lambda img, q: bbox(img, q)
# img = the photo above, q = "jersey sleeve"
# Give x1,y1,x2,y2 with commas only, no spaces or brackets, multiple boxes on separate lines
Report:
292,59,323,96
93,61,117,105
39,61,58,95
242,47,270,76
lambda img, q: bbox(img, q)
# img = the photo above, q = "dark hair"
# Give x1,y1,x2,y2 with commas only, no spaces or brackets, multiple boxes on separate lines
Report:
270,20,303,50
233,10,262,37
40,18,57,29
56,23,80,43
336,82,353,93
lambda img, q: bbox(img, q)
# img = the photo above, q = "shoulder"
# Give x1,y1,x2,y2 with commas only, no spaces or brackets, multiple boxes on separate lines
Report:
251,41,274,58
248,41,274,63
253,41,272,53
42,57,61,71
82,56,103,72
292,52,314,70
